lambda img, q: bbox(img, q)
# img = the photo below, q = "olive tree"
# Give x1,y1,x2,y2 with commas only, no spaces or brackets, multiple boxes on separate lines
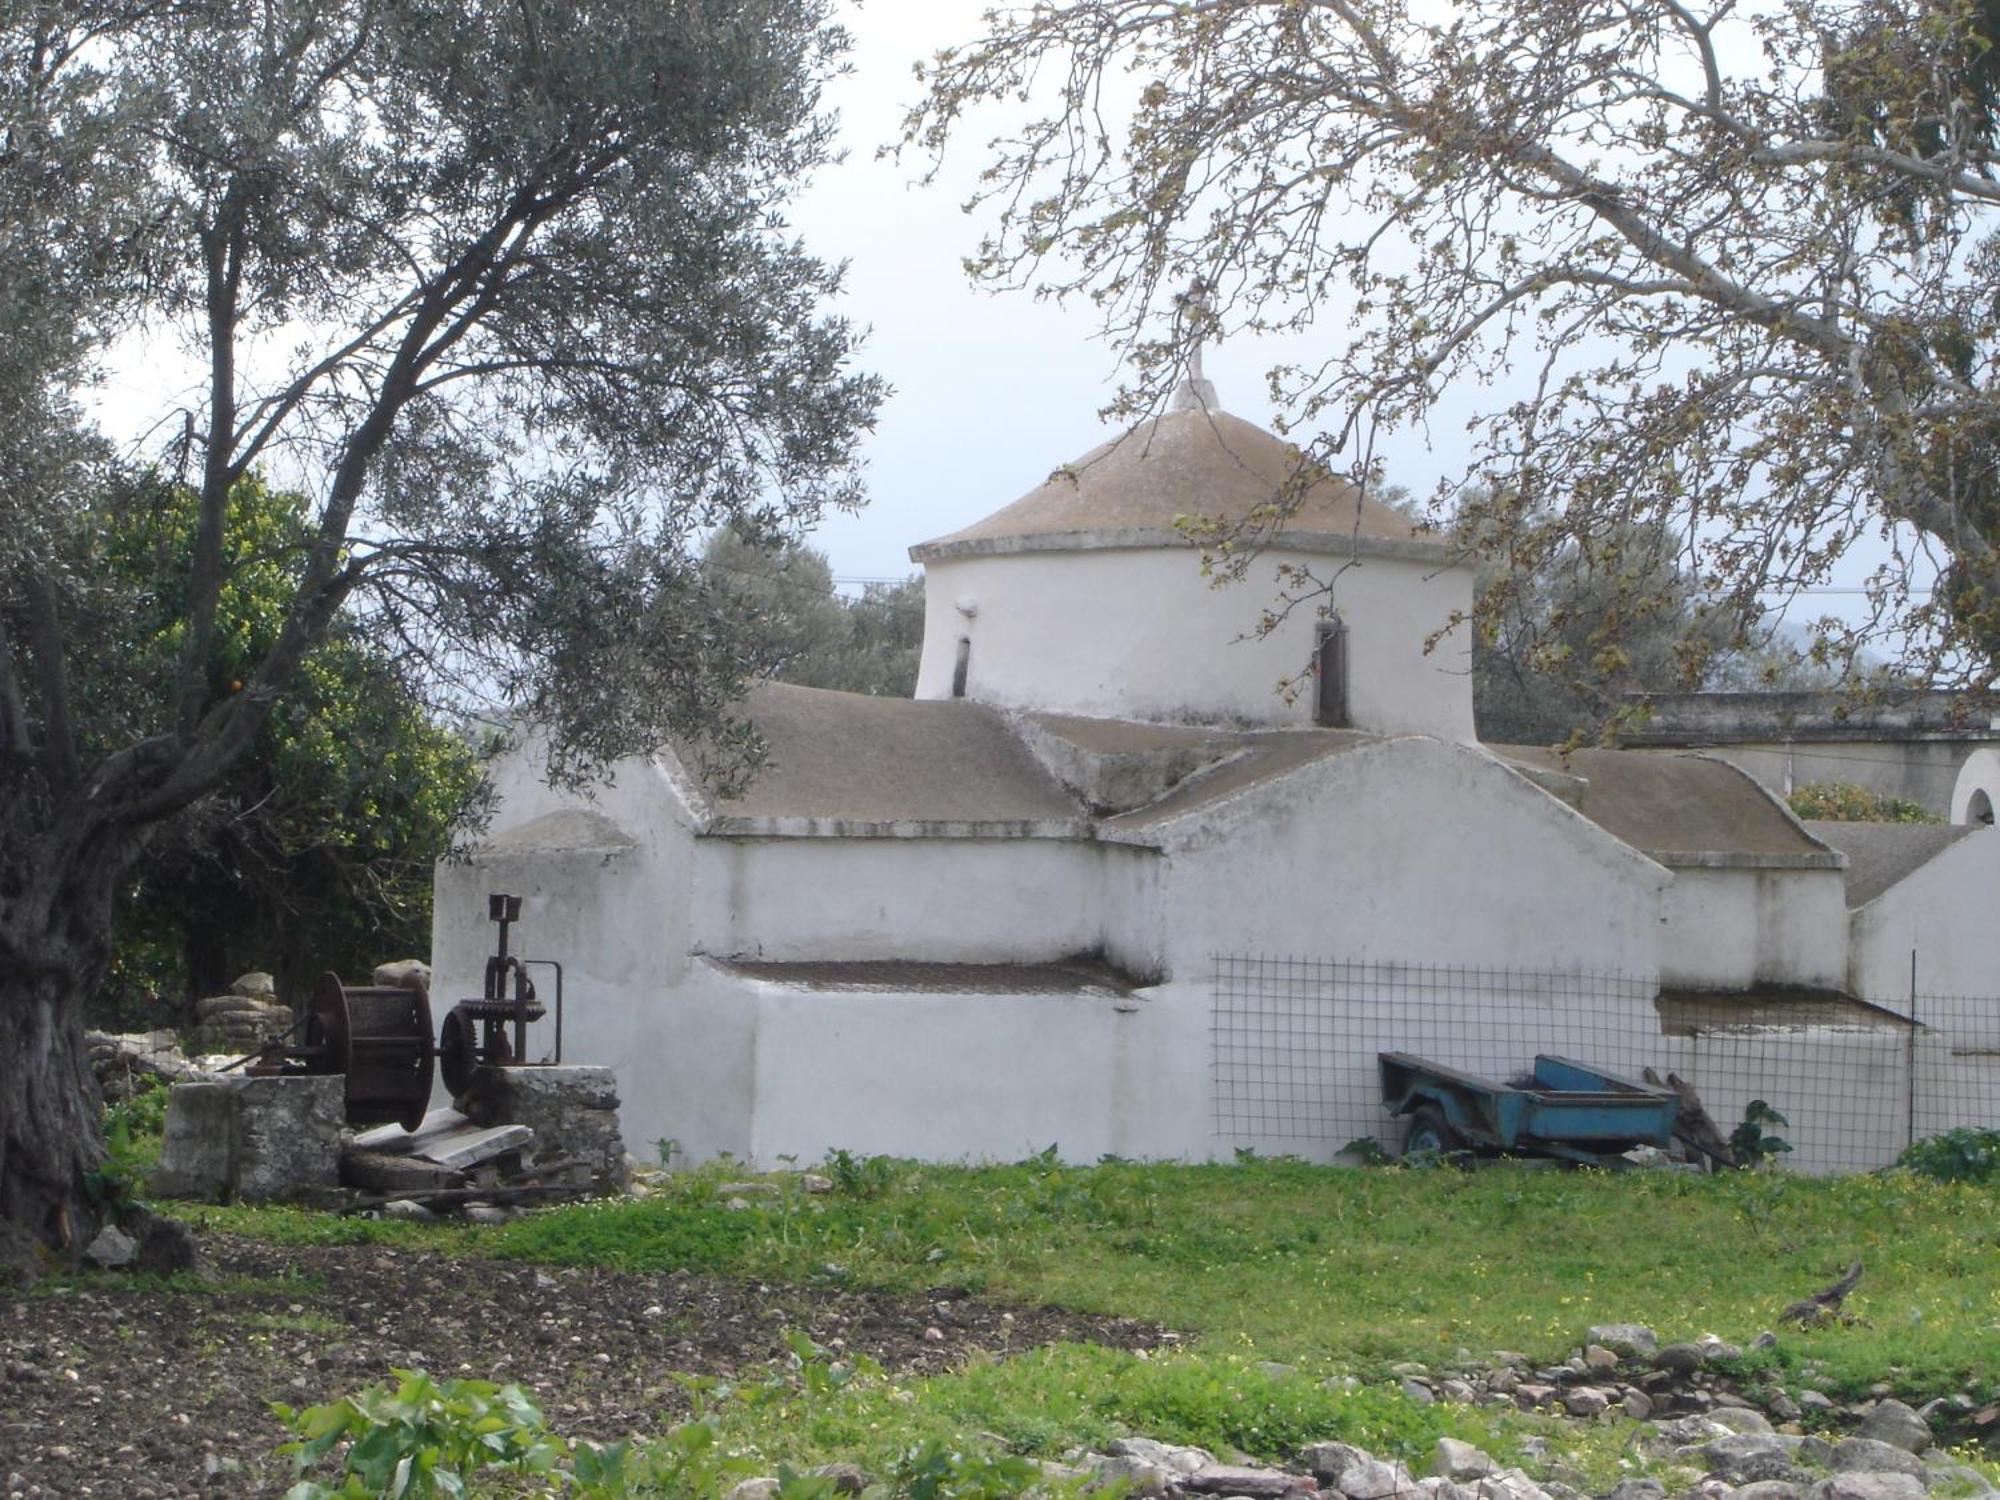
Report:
0,0,880,1265
701,525,925,695
907,0,2000,695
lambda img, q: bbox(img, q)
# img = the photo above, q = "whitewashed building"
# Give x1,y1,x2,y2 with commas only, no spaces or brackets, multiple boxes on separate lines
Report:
434,394,2000,1172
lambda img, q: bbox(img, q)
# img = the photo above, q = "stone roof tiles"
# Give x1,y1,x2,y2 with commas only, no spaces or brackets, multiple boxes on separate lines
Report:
910,407,1447,562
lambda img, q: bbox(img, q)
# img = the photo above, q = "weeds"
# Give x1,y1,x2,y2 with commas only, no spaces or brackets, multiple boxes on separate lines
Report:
1730,1101,1793,1167
1898,1128,2000,1184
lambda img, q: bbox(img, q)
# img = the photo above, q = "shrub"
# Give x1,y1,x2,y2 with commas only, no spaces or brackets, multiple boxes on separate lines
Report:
274,1368,630,1498
1897,1127,2000,1184
1730,1100,1793,1168
1787,781,1938,824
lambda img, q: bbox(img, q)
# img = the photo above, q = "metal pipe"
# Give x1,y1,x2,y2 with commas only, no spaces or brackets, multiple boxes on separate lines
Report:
523,959,565,1064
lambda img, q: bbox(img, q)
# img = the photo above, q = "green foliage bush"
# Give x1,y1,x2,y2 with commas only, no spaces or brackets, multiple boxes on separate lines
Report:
1787,781,1939,824
275,1344,1084,1500
275,1367,630,1498
1730,1100,1794,1167
1897,1128,2000,1183
87,1079,173,1209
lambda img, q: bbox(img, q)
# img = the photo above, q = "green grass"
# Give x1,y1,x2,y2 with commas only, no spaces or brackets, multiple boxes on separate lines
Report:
166,1200,480,1253
457,1158,2000,1405
197,1159,2000,1401
184,1157,2000,1490
642,1337,1659,1491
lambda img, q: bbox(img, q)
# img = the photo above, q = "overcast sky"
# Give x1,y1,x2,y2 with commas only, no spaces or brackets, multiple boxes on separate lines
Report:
787,0,1460,589
87,0,1896,628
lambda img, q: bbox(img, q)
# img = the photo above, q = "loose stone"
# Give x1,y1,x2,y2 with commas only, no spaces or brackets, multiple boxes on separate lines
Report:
1587,1324,1661,1358
1829,1440,1923,1479
1854,1401,1932,1456
1563,1387,1611,1418
1432,1439,1496,1483
1806,1475,1928,1500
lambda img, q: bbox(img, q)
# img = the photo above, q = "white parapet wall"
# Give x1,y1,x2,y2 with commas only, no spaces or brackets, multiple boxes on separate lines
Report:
1848,826,2000,1016
690,836,1133,965
736,971,1214,1165
1130,737,1670,980
1657,864,1851,992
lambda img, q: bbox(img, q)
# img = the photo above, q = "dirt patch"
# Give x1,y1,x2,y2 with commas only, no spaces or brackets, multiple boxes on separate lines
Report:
0,1231,1167,1497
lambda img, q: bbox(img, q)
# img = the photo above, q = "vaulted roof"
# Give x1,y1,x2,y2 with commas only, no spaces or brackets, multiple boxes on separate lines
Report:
703,682,1084,834
1492,747,1841,866
1801,820,1978,908
910,407,1450,563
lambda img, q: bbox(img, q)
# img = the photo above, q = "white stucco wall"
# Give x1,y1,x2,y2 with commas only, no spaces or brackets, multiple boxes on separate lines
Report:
430,742,752,1161
690,837,1150,967
1131,738,1668,978
740,975,1214,1164
1120,738,1673,1164
1849,827,2000,1014
1655,865,1850,992
915,546,1475,739
1653,1026,1940,1175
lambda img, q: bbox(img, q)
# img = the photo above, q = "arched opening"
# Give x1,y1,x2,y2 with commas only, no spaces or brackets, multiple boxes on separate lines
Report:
1314,616,1348,728
1970,788,1994,826
951,636,971,698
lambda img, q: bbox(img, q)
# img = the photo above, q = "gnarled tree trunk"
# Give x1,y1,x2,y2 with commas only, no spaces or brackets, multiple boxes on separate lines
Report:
0,809,122,1276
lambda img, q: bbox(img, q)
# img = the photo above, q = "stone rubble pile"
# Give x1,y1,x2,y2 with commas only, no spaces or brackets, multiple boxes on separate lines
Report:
721,1325,1997,1500
84,1029,207,1102
189,971,293,1054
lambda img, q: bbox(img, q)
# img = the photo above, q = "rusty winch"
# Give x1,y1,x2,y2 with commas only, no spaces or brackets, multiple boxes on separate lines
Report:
438,893,565,1096
247,892,564,1130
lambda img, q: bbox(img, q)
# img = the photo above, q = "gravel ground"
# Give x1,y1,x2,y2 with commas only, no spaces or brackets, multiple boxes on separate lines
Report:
0,1231,1166,1498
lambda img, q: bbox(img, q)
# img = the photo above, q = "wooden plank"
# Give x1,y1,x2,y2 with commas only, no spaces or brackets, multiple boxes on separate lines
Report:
341,1149,465,1193
413,1122,533,1171
351,1107,469,1155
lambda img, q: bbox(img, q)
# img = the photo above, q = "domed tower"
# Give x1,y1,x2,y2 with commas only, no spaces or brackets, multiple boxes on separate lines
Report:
908,397,1475,738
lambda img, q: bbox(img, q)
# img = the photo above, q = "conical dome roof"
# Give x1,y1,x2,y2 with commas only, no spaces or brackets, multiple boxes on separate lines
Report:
911,406,1445,562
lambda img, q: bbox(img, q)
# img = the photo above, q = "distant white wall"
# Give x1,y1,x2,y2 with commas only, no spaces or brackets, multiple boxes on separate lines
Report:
434,726,1978,1178
915,546,1475,739
1951,748,2000,825
1132,738,1667,978
1654,865,1849,992
1849,827,2000,1019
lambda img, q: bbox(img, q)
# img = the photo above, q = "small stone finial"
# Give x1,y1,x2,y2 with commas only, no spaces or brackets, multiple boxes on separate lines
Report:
1171,281,1220,411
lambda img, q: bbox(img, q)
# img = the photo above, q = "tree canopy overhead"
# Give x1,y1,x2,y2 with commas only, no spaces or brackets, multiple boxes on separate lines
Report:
0,0,880,1263
908,0,2000,693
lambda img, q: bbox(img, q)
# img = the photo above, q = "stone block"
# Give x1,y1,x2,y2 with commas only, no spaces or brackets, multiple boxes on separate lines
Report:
150,1075,343,1202
456,1065,625,1188
1432,1439,1496,1482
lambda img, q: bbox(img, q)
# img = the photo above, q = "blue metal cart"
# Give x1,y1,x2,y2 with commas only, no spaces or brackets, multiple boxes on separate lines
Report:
1378,1052,1681,1164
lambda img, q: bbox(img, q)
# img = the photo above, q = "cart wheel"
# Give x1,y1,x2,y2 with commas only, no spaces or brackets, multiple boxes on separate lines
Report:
1403,1104,1465,1160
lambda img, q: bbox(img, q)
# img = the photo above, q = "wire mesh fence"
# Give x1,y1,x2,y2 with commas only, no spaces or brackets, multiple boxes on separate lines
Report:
1210,954,2000,1173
